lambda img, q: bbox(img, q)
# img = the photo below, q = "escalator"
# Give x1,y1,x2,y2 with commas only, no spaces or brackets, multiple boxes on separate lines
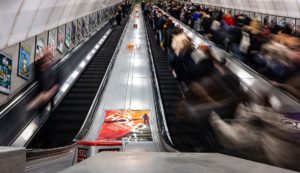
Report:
146,19,228,152
144,22,189,150
27,20,128,149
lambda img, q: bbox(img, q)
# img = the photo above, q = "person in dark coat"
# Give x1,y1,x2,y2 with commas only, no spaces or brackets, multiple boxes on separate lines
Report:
115,6,122,25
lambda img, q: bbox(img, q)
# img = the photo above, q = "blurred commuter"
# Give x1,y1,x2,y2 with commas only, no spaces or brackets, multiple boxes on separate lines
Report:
143,4,150,20
165,22,182,68
210,102,300,171
121,3,126,18
175,62,242,151
27,52,60,110
250,34,300,82
191,10,202,32
156,12,165,49
115,6,123,25
141,1,146,11
171,33,215,83
223,10,236,26
143,114,150,125
171,33,194,82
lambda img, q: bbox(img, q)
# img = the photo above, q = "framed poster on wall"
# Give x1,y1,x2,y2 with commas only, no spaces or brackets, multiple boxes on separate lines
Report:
57,27,64,54
250,12,255,19
85,16,89,35
97,11,100,25
48,30,56,54
77,19,82,41
89,15,93,32
255,13,262,22
82,17,86,37
0,52,12,94
65,25,71,48
262,14,269,26
18,43,31,80
71,21,76,44
35,36,45,60
296,19,300,35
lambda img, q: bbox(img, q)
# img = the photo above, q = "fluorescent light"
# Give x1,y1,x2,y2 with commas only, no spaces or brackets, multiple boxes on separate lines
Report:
86,54,92,60
71,71,80,78
60,83,70,92
79,61,86,68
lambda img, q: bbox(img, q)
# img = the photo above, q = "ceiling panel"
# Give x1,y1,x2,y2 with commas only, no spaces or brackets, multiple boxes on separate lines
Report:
28,0,57,38
73,0,84,19
45,0,69,31
248,0,258,12
255,0,267,13
285,0,300,18
263,0,277,15
58,0,75,26
0,0,23,49
242,0,251,11
8,0,43,47
273,0,288,16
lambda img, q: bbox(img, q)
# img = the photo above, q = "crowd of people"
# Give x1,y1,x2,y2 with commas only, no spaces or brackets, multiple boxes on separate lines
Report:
115,1,133,25
142,0,300,100
142,1,300,171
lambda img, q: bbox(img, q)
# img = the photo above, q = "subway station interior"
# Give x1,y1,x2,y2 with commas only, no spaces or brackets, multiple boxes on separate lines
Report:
0,0,300,172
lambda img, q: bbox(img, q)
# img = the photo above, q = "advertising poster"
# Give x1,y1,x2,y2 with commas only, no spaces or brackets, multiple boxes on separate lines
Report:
35,36,45,60
77,19,82,41
18,43,31,80
0,52,12,94
85,16,90,33
98,110,152,142
97,11,100,24
71,21,76,44
65,26,71,48
81,18,86,37
84,16,90,34
89,15,93,31
57,27,64,53
92,13,96,26
100,11,103,23
48,30,56,54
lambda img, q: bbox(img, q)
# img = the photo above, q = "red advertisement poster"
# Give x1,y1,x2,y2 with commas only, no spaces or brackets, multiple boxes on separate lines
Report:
98,110,152,142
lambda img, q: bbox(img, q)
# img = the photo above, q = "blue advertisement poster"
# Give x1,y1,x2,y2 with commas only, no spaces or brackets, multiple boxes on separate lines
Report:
81,18,86,37
97,11,100,24
71,21,76,44
18,43,31,80
0,52,12,94
48,30,56,54
57,27,64,54
65,26,71,48
77,19,82,41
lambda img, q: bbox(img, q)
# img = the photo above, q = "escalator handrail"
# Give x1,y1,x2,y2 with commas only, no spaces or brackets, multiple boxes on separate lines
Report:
26,143,76,161
156,6,300,104
143,8,177,152
74,14,131,141
0,17,113,120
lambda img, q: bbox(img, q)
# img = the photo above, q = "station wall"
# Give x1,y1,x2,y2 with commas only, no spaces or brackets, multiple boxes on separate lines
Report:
0,1,120,107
